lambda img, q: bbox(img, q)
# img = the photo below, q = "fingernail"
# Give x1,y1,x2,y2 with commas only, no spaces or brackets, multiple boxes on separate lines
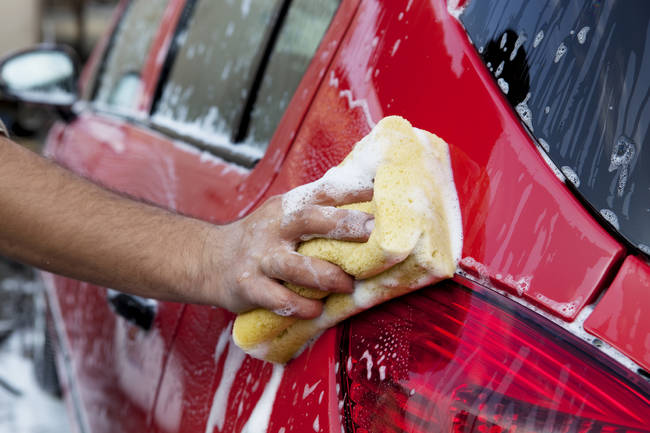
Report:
365,218,375,234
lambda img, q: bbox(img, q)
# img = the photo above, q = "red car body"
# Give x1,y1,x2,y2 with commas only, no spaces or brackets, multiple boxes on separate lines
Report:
41,0,650,432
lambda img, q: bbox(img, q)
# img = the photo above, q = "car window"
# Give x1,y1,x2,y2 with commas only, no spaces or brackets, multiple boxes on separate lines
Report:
93,0,169,113
459,0,650,255
244,0,340,147
152,0,340,165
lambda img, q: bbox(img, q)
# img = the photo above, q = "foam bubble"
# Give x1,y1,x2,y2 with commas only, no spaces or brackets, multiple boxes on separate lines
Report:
515,92,534,131
497,78,509,94
554,43,567,63
600,209,620,230
577,26,590,44
510,32,527,61
500,32,508,49
538,138,550,152
560,166,580,187
533,30,544,48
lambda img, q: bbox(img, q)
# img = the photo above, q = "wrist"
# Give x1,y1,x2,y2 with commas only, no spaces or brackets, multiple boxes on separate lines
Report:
179,219,229,306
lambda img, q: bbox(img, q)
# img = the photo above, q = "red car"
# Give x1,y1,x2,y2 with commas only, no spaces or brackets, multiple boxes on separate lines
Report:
0,0,648,431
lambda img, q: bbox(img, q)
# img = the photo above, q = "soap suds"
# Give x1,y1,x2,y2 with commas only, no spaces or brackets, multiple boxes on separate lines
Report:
302,380,321,399
240,364,285,433
554,42,567,63
600,209,620,230
360,350,373,380
204,342,247,433
515,92,534,131
497,78,509,94
560,166,580,187
577,26,590,44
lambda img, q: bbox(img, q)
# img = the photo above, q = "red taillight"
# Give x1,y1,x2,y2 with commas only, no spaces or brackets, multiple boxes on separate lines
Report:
340,278,650,433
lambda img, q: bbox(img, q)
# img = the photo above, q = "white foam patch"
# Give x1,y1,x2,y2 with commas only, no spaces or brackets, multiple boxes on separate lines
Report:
240,364,285,433
447,0,466,20
561,166,580,187
281,125,386,224
204,342,247,433
497,78,510,94
414,129,464,264
600,209,620,230
554,42,567,63
577,26,590,44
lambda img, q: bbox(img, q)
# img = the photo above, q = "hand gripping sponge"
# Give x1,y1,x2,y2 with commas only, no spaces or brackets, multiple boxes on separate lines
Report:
233,116,463,363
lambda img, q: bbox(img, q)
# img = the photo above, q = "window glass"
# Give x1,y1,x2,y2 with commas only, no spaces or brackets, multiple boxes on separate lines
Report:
94,0,169,113
246,0,340,146
460,0,650,254
153,0,281,160
152,0,340,162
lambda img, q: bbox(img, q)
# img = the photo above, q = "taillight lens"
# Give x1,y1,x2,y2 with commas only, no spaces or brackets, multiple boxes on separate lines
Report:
340,278,650,432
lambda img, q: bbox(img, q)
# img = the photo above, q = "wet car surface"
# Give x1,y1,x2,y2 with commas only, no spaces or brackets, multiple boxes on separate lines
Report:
17,0,650,431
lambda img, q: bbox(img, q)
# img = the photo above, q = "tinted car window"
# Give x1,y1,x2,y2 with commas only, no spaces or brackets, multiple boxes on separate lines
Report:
152,0,339,163
460,0,649,254
94,0,169,113
245,0,340,146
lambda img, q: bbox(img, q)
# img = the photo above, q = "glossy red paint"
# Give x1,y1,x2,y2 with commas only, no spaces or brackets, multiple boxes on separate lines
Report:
266,0,624,321
41,0,647,432
584,255,650,373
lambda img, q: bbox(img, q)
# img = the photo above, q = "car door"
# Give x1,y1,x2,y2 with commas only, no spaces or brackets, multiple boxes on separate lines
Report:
146,1,359,432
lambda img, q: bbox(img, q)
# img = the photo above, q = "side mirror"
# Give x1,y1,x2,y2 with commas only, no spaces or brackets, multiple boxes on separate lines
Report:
0,45,80,109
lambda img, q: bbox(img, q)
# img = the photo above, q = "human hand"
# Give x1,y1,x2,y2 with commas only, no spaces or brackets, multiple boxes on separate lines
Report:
198,187,373,319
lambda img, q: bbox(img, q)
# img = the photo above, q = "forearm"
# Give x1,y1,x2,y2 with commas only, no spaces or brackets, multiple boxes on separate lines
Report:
0,136,214,301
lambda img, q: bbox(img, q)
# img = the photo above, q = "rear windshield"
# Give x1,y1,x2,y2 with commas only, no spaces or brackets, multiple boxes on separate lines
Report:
460,0,649,255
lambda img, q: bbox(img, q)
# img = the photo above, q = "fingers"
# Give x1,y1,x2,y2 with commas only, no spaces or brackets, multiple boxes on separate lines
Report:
311,186,373,207
243,277,323,319
286,205,374,242
262,251,354,294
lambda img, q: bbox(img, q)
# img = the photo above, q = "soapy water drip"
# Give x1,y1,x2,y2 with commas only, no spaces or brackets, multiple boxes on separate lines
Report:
608,135,636,197
515,92,534,131
554,43,567,63
500,32,508,49
538,138,550,153
509,32,527,61
600,209,620,230
533,30,544,48
577,26,590,44
560,166,580,187
497,78,509,94
495,61,504,77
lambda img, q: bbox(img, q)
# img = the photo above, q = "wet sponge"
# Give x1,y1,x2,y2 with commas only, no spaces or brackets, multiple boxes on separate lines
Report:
232,116,462,363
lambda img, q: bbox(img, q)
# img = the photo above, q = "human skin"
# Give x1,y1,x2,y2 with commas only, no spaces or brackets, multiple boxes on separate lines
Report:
0,136,374,319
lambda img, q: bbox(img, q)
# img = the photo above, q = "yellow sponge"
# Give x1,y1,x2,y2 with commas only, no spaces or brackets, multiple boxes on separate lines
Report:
232,116,462,363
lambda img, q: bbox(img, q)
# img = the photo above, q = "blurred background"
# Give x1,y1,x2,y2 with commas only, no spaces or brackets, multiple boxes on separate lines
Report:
1,2,117,432
0,0,117,148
